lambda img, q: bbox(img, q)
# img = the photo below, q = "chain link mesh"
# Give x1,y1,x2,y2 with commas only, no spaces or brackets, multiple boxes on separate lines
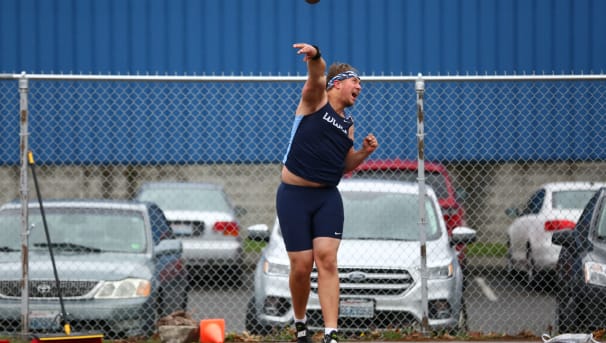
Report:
0,75,605,339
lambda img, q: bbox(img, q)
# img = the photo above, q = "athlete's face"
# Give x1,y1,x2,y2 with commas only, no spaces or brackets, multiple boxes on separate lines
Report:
337,77,362,107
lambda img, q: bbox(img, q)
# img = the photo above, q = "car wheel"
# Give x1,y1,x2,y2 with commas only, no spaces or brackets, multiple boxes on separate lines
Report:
556,293,580,334
245,297,271,335
506,240,517,276
227,265,244,287
141,302,160,338
452,298,469,334
181,287,189,312
524,243,539,287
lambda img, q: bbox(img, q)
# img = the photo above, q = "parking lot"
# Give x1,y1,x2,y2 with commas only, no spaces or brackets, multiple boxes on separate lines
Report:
187,257,556,337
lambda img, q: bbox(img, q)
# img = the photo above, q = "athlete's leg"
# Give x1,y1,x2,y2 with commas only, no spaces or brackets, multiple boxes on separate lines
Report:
313,237,341,329
287,249,314,320
312,187,344,330
276,183,316,321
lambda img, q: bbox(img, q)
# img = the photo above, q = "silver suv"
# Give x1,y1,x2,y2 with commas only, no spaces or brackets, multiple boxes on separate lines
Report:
245,179,476,334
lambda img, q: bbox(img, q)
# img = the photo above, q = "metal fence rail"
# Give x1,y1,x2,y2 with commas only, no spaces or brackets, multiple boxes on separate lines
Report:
1,73,605,339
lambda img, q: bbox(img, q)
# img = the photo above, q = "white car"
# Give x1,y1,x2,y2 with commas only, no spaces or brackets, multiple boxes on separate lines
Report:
506,181,606,285
135,182,246,285
245,179,476,334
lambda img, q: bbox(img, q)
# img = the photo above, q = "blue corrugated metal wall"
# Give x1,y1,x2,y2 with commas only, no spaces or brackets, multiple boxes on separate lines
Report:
1,0,605,75
1,0,605,165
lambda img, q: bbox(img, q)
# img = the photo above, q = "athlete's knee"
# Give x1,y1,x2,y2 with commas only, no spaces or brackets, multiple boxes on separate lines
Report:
313,239,338,266
314,251,338,272
288,252,314,276
317,258,337,273
290,263,313,280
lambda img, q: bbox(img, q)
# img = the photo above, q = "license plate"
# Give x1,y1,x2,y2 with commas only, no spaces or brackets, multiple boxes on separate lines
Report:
29,310,61,331
339,298,374,318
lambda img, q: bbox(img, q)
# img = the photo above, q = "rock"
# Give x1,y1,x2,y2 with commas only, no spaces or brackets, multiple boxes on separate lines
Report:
158,325,199,343
157,311,199,343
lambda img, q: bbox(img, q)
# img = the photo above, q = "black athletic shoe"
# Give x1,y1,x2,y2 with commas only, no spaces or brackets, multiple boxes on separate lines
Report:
323,330,339,343
295,322,311,343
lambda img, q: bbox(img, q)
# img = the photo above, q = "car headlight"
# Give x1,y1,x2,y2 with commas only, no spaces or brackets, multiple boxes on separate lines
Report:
428,263,454,279
584,261,606,286
263,259,290,276
94,278,151,299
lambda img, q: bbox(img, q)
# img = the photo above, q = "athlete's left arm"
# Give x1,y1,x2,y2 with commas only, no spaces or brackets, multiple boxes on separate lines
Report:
343,126,379,173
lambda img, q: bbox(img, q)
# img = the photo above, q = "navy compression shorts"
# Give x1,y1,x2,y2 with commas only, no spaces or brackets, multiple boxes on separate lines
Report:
275,182,344,252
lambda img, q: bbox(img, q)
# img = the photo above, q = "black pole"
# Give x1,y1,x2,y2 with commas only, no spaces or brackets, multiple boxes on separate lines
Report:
27,151,71,335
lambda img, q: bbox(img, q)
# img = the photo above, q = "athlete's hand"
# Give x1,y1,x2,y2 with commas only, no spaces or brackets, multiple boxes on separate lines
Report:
362,133,379,154
293,43,320,62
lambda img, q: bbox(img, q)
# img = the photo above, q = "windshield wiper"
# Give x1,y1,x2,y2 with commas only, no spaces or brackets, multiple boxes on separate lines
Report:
0,246,19,252
33,242,102,253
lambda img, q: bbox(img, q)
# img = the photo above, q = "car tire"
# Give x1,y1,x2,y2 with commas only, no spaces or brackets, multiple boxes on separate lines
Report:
142,302,160,338
245,297,271,335
556,293,580,334
227,264,244,287
452,298,469,334
506,240,517,276
524,243,539,287
181,288,189,312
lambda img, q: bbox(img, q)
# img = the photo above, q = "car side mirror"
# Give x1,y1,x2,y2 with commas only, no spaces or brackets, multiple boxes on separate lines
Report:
246,224,270,242
234,205,248,218
505,207,520,219
451,226,477,244
155,238,182,256
552,229,575,247
456,188,467,202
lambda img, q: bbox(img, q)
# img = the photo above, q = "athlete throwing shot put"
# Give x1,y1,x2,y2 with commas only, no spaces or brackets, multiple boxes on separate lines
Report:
276,43,379,343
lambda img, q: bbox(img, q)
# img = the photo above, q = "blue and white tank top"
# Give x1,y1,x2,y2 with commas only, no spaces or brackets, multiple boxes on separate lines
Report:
282,102,354,186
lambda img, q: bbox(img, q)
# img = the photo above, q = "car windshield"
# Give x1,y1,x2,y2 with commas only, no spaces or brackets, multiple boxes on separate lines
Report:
597,201,606,238
352,169,449,199
138,187,232,212
341,191,441,241
552,190,597,210
0,208,147,253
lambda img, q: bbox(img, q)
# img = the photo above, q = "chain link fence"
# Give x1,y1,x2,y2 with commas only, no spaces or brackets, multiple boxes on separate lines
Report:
1,73,605,339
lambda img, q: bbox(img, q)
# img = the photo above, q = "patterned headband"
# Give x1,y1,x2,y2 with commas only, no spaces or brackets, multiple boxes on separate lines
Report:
326,70,360,90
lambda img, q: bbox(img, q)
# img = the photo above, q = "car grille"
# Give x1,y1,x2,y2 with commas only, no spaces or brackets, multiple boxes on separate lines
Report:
311,268,414,296
307,308,418,330
0,280,99,299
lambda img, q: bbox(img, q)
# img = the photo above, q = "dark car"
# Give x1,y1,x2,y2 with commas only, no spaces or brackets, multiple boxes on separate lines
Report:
0,199,188,338
348,159,469,268
552,187,606,333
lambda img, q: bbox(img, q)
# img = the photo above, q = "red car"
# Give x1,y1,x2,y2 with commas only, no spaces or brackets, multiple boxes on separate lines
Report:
347,159,469,268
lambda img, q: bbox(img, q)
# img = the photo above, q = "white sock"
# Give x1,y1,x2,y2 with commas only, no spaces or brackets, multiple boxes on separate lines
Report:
325,328,337,335
294,315,307,324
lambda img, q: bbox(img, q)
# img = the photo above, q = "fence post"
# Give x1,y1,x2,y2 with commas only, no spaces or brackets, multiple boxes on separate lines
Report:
19,72,30,336
415,73,430,336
